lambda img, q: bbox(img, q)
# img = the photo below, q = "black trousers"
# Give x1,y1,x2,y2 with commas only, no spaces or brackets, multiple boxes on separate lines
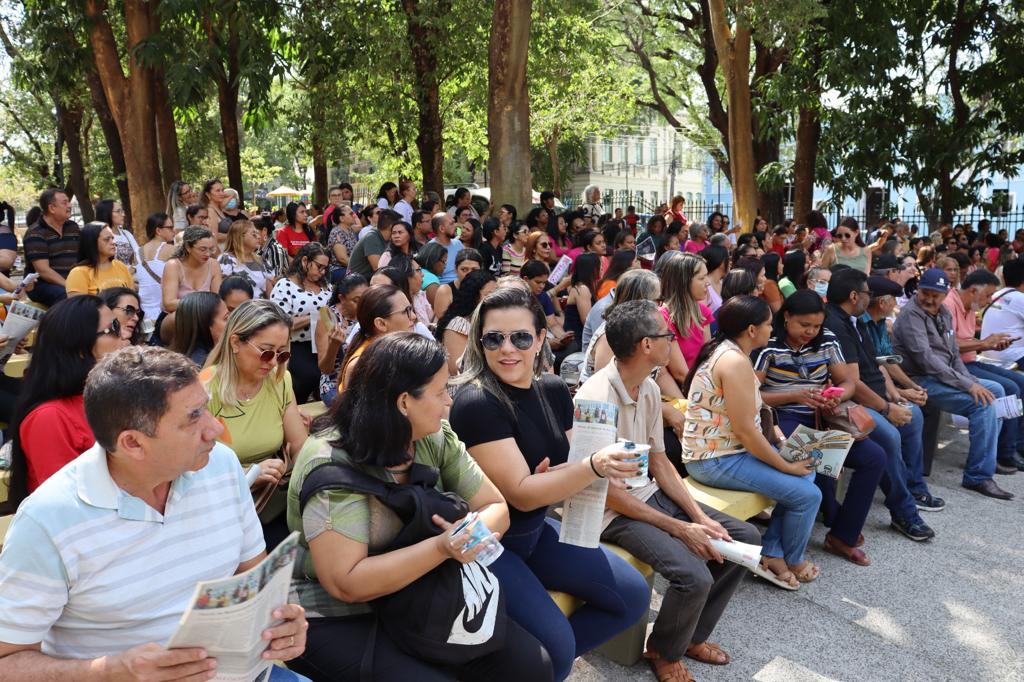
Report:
288,614,553,682
289,339,319,404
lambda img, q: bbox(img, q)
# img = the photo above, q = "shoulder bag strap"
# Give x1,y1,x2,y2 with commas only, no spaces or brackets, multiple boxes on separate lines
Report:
298,461,391,513
139,255,162,284
982,287,1013,318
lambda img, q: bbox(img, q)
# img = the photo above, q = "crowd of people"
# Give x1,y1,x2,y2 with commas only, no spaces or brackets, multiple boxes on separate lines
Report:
0,181,1022,682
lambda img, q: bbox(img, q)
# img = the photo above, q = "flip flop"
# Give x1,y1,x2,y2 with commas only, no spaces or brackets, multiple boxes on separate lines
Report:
751,559,799,591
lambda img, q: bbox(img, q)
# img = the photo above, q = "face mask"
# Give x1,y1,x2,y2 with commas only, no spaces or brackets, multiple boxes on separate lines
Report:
813,281,829,298
226,198,238,210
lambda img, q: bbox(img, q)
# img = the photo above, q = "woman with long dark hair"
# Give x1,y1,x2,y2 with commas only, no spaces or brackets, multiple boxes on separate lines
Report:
778,249,807,299
375,181,398,209
65,222,136,296
276,201,317,257
170,291,229,367
7,296,126,507
137,212,176,321
545,211,572,260
315,273,367,404
702,245,729,312
564,252,600,340
434,269,497,376
99,287,147,345
285,332,551,681
337,284,415,391
95,198,139,267
159,225,221,345
596,248,638,300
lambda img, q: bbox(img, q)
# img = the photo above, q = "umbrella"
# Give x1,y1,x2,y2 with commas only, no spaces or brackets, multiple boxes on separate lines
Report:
266,185,301,198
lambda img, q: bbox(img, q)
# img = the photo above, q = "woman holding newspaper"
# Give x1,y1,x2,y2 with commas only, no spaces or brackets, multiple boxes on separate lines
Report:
752,290,887,568
449,286,650,682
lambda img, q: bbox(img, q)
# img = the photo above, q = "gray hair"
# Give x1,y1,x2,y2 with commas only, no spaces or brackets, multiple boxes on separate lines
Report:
604,269,661,320
709,233,730,247
605,300,662,360
689,222,709,240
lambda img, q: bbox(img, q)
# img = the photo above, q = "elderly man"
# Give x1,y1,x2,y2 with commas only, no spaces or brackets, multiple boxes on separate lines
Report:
0,347,309,680
580,300,760,682
945,268,1024,472
893,268,1014,499
24,188,80,306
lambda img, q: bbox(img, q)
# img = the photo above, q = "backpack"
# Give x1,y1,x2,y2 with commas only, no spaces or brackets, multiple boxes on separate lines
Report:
299,460,507,672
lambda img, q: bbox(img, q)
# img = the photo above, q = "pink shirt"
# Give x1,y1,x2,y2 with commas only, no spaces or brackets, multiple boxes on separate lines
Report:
683,239,707,254
661,302,712,369
942,290,977,362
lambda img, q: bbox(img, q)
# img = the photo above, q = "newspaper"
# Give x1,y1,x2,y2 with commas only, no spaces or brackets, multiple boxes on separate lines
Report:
635,236,656,261
167,532,300,682
709,538,762,571
559,399,619,548
778,425,854,479
993,395,1023,420
548,254,572,284
0,301,44,366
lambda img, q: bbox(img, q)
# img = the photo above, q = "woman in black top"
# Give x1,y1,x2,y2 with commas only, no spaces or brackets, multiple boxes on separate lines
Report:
449,286,649,681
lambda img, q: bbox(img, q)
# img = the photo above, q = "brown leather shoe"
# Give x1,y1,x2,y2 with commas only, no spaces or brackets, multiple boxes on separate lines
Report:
996,462,1018,476
963,479,1015,500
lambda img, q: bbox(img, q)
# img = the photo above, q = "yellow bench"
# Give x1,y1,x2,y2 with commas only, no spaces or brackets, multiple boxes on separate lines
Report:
298,401,328,419
0,514,11,549
0,469,8,506
4,353,27,378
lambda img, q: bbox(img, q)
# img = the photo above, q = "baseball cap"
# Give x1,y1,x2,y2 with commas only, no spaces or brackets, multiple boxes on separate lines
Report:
872,253,900,271
918,268,951,293
867,276,904,297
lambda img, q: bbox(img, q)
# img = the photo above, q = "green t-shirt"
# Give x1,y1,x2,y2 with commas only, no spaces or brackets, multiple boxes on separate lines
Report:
285,421,485,618
778,276,797,299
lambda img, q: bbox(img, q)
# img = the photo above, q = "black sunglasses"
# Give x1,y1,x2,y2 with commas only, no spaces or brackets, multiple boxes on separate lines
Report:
647,331,676,342
96,318,121,338
481,331,535,351
114,304,144,319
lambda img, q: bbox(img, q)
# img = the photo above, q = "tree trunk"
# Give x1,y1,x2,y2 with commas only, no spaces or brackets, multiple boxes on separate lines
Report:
546,126,561,197
58,101,94,223
488,0,533,216
707,0,757,232
939,169,955,226
312,135,328,209
84,0,166,239
85,69,131,226
402,0,447,198
793,105,820,223
215,72,243,198
153,70,181,194
52,106,65,189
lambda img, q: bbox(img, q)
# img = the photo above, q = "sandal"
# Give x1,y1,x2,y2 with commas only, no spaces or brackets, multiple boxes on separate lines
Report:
790,559,820,583
751,558,799,590
824,533,871,566
686,641,731,666
644,649,695,682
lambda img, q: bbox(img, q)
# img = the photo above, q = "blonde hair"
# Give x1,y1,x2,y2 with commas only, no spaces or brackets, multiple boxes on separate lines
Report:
224,219,262,264
204,299,292,409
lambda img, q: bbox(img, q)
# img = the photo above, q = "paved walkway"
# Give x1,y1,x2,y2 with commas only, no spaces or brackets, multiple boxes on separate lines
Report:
570,422,1024,681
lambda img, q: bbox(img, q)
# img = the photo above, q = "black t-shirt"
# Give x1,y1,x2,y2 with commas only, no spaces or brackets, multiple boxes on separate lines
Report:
478,241,504,277
449,373,573,534
824,304,887,399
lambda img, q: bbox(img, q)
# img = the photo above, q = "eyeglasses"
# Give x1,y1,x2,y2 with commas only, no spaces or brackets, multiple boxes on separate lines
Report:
836,232,854,240
647,331,677,342
246,340,291,364
481,330,535,351
193,246,213,254
308,261,329,271
114,305,144,319
96,318,121,338
387,305,417,321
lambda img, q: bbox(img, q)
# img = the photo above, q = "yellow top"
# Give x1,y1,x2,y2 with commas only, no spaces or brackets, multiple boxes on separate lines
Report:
65,260,136,296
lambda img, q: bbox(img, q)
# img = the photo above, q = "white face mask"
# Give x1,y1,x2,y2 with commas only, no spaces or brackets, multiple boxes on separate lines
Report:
813,281,829,298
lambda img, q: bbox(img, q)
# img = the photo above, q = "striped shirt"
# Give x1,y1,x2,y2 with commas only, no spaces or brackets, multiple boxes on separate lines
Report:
0,442,264,658
752,331,846,415
23,220,81,278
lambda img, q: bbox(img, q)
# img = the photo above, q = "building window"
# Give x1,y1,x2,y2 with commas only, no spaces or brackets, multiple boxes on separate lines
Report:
686,192,693,204
649,139,658,166
602,140,613,163
651,191,658,206
619,140,627,162
635,141,644,166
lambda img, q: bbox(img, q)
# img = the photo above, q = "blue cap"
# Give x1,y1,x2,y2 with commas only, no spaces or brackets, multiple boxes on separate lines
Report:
918,268,951,293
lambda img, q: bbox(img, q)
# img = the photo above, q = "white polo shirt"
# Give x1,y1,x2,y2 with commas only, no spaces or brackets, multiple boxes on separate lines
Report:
0,442,264,658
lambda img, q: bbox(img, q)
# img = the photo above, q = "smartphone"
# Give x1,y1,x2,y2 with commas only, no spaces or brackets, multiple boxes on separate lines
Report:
820,386,845,399
875,354,903,365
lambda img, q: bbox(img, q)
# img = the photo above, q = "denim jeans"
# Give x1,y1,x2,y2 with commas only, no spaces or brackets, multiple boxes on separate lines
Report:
27,280,67,307
863,404,929,520
777,412,886,547
966,361,1024,460
269,665,312,681
686,452,821,566
490,517,650,681
915,376,1000,485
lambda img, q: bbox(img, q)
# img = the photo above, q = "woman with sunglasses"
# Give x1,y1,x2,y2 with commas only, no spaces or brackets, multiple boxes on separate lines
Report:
202,299,308,546
169,291,229,367
435,269,497,376
503,223,531,277
100,287,148,345
525,229,555,267
6,296,127,507
753,290,886,570
820,217,888,274
65,222,136,297
448,286,648,682
271,243,331,404
338,284,416,391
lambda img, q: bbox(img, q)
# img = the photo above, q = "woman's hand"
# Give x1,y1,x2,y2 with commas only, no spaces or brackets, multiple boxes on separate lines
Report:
589,443,641,487
778,457,817,477
327,323,347,346
791,387,828,410
255,458,286,486
431,514,500,564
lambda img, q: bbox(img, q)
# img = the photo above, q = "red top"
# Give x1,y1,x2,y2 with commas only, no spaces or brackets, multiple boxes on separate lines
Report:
276,226,313,256
20,395,95,492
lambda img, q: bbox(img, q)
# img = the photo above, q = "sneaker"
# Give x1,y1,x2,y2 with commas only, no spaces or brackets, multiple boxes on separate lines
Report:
890,516,935,541
914,493,946,512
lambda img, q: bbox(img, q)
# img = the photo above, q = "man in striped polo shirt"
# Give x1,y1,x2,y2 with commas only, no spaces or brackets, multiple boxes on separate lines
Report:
23,188,81,307
0,347,309,680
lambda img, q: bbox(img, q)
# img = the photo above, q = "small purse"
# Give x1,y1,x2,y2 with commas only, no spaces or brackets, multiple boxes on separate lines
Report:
251,446,293,514
760,405,784,446
819,402,876,440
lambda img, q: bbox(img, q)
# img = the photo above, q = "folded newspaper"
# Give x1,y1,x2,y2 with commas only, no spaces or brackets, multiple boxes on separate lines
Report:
709,538,762,571
778,425,854,479
168,532,300,682
993,395,1023,420
0,300,44,366
559,399,619,548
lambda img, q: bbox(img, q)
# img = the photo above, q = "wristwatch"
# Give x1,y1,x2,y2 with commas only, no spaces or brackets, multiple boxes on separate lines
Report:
880,402,891,417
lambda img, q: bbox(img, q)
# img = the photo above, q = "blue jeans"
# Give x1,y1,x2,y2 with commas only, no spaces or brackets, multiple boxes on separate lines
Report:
269,666,312,681
490,517,649,681
686,452,821,566
916,376,1000,485
864,405,929,519
966,361,1024,460
777,412,886,547
27,280,66,307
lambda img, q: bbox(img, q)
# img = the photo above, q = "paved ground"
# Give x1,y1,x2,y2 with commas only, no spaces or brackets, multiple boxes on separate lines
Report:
570,421,1024,682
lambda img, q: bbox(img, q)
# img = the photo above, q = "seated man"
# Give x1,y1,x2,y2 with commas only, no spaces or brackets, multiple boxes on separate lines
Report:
944,268,1024,472
0,347,309,680
893,268,1014,500
979,257,1024,368
578,299,761,682
823,269,939,540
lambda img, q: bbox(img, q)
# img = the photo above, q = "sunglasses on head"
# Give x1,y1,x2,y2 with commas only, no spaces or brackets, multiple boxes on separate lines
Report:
96,318,121,338
481,330,535,351
246,340,291,364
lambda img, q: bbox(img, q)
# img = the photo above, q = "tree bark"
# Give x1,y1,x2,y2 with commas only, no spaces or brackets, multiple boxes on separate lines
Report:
84,0,166,239
58,101,94,223
707,0,757,232
84,69,131,226
545,126,561,198
793,105,820,223
153,71,181,194
402,0,447,199
488,0,533,216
